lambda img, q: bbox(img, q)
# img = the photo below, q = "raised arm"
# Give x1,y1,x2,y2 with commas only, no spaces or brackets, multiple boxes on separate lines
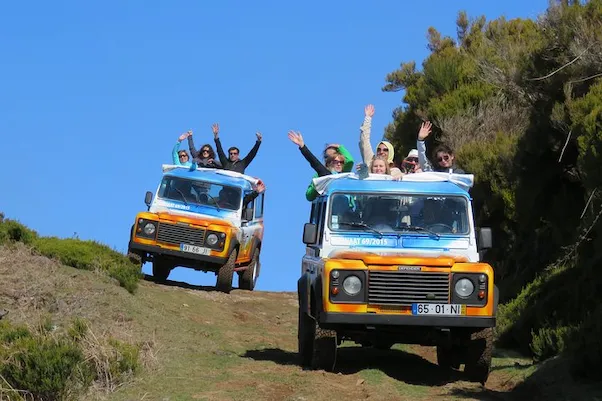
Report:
417,121,434,172
288,130,330,176
173,132,190,165
212,123,228,165
241,132,262,168
243,181,265,206
358,104,375,165
185,131,198,159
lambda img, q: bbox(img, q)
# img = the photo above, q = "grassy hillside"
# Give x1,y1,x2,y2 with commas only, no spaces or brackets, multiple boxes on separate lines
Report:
1,216,601,400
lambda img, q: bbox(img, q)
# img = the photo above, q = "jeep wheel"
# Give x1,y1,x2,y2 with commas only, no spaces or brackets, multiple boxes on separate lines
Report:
152,257,171,282
436,345,460,370
373,340,394,350
297,307,315,368
127,251,142,266
464,327,494,384
216,248,236,293
239,248,258,291
311,326,337,372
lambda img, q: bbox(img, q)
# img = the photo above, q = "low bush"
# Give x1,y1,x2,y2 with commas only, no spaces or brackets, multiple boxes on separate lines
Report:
0,216,142,294
0,318,142,400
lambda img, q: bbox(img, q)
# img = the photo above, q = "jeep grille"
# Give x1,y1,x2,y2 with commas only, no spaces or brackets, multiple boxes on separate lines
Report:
368,270,450,305
156,222,206,246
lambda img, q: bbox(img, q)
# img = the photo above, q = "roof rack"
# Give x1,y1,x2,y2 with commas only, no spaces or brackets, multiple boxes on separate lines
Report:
161,164,261,187
312,171,474,195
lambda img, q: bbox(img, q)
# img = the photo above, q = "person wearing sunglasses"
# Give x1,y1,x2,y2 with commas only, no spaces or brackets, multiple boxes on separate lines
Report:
358,104,404,179
417,121,465,174
400,149,422,174
172,131,193,167
212,123,262,174
287,130,354,201
186,131,222,169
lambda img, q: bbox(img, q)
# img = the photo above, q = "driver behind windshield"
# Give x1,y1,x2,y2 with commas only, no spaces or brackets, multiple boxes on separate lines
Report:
362,198,399,231
217,187,240,209
416,198,459,233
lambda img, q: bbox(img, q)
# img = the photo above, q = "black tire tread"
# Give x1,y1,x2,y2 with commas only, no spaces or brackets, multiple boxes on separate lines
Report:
216,249,236,293
311,326,337,372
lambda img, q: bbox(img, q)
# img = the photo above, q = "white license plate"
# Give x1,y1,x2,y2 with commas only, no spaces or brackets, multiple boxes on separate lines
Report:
411,303,466,315
180,244,211,255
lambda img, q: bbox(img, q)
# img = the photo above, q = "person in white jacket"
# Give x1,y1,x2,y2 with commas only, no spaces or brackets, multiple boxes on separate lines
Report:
358,104,404,179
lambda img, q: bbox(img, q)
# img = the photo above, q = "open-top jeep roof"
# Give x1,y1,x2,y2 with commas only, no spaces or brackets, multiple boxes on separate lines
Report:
311,172,474,198
161,164,259,191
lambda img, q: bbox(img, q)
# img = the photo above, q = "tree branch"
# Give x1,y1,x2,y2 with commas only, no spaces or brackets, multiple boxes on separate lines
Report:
568,72,602,84
558,129,572,163
527,47,590,81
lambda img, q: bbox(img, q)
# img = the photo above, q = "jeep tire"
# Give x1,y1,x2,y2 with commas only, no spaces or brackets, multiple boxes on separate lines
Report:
464,327,494,384
239,248,258,291
152,257,171,282
216,248,236,293
436,345,461,370
311,326,337,372
297,307,315,368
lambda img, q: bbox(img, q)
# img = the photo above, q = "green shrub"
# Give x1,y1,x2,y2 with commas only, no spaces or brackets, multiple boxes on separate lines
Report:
0,216,142,294
108,339,141,381
0,218,38,246
0,321,32,343
67,318,88,342
0,323,91,401
568,305,602,380
0,318,143,399
32,237,141,294
530,325,578,361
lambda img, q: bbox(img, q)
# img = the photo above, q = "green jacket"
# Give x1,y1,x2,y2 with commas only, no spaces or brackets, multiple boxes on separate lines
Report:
305,145,354,201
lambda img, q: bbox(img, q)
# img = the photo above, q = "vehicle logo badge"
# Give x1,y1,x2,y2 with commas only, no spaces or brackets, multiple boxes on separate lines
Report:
397,266,422,271
426,293,436,300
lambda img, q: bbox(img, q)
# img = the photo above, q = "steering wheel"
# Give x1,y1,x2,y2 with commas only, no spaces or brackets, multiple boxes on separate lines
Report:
426,223,454,234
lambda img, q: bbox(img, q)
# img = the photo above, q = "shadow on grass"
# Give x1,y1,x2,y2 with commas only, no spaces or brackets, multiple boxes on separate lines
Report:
243,346,468,387
142,274,219,292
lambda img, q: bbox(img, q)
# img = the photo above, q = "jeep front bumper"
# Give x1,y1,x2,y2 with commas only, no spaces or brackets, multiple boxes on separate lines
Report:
319,312,495,328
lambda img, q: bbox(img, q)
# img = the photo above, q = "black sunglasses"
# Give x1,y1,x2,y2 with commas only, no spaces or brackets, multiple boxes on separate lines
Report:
179,154,188,158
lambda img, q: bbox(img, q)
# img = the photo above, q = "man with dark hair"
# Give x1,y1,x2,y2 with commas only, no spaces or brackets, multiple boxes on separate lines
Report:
212,123,262,174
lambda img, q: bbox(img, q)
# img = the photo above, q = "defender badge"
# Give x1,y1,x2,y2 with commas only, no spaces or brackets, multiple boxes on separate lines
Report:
397,266,422,271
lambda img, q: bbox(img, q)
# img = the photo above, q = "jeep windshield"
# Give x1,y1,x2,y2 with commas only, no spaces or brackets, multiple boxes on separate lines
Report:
328,192,470,235
157,176,242,211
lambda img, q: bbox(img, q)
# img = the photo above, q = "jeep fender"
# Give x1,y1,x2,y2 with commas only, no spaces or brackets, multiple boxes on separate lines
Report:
298,273,312,317
226,239,240,258
312,275,324,318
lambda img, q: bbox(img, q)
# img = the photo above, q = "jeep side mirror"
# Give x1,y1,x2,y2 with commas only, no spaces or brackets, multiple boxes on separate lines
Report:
303,223,317,245
478,227,492,249
243,208,254,221
144,191,153,209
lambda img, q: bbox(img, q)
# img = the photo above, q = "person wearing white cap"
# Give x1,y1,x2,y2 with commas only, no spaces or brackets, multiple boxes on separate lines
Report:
400,148,422,174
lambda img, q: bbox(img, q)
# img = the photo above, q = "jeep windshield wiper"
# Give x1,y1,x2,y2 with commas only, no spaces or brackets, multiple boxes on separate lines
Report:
174,188,188,205
204,193,221,211
338,222,384,238
402,225,440,239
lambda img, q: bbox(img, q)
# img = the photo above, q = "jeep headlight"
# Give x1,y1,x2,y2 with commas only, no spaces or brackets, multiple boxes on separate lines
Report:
206,233,218,246
454,278,475,298
143,223,156,235
342,275,362,296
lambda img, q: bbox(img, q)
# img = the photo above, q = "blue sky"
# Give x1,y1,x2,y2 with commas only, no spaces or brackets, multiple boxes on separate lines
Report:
0,0,547,292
